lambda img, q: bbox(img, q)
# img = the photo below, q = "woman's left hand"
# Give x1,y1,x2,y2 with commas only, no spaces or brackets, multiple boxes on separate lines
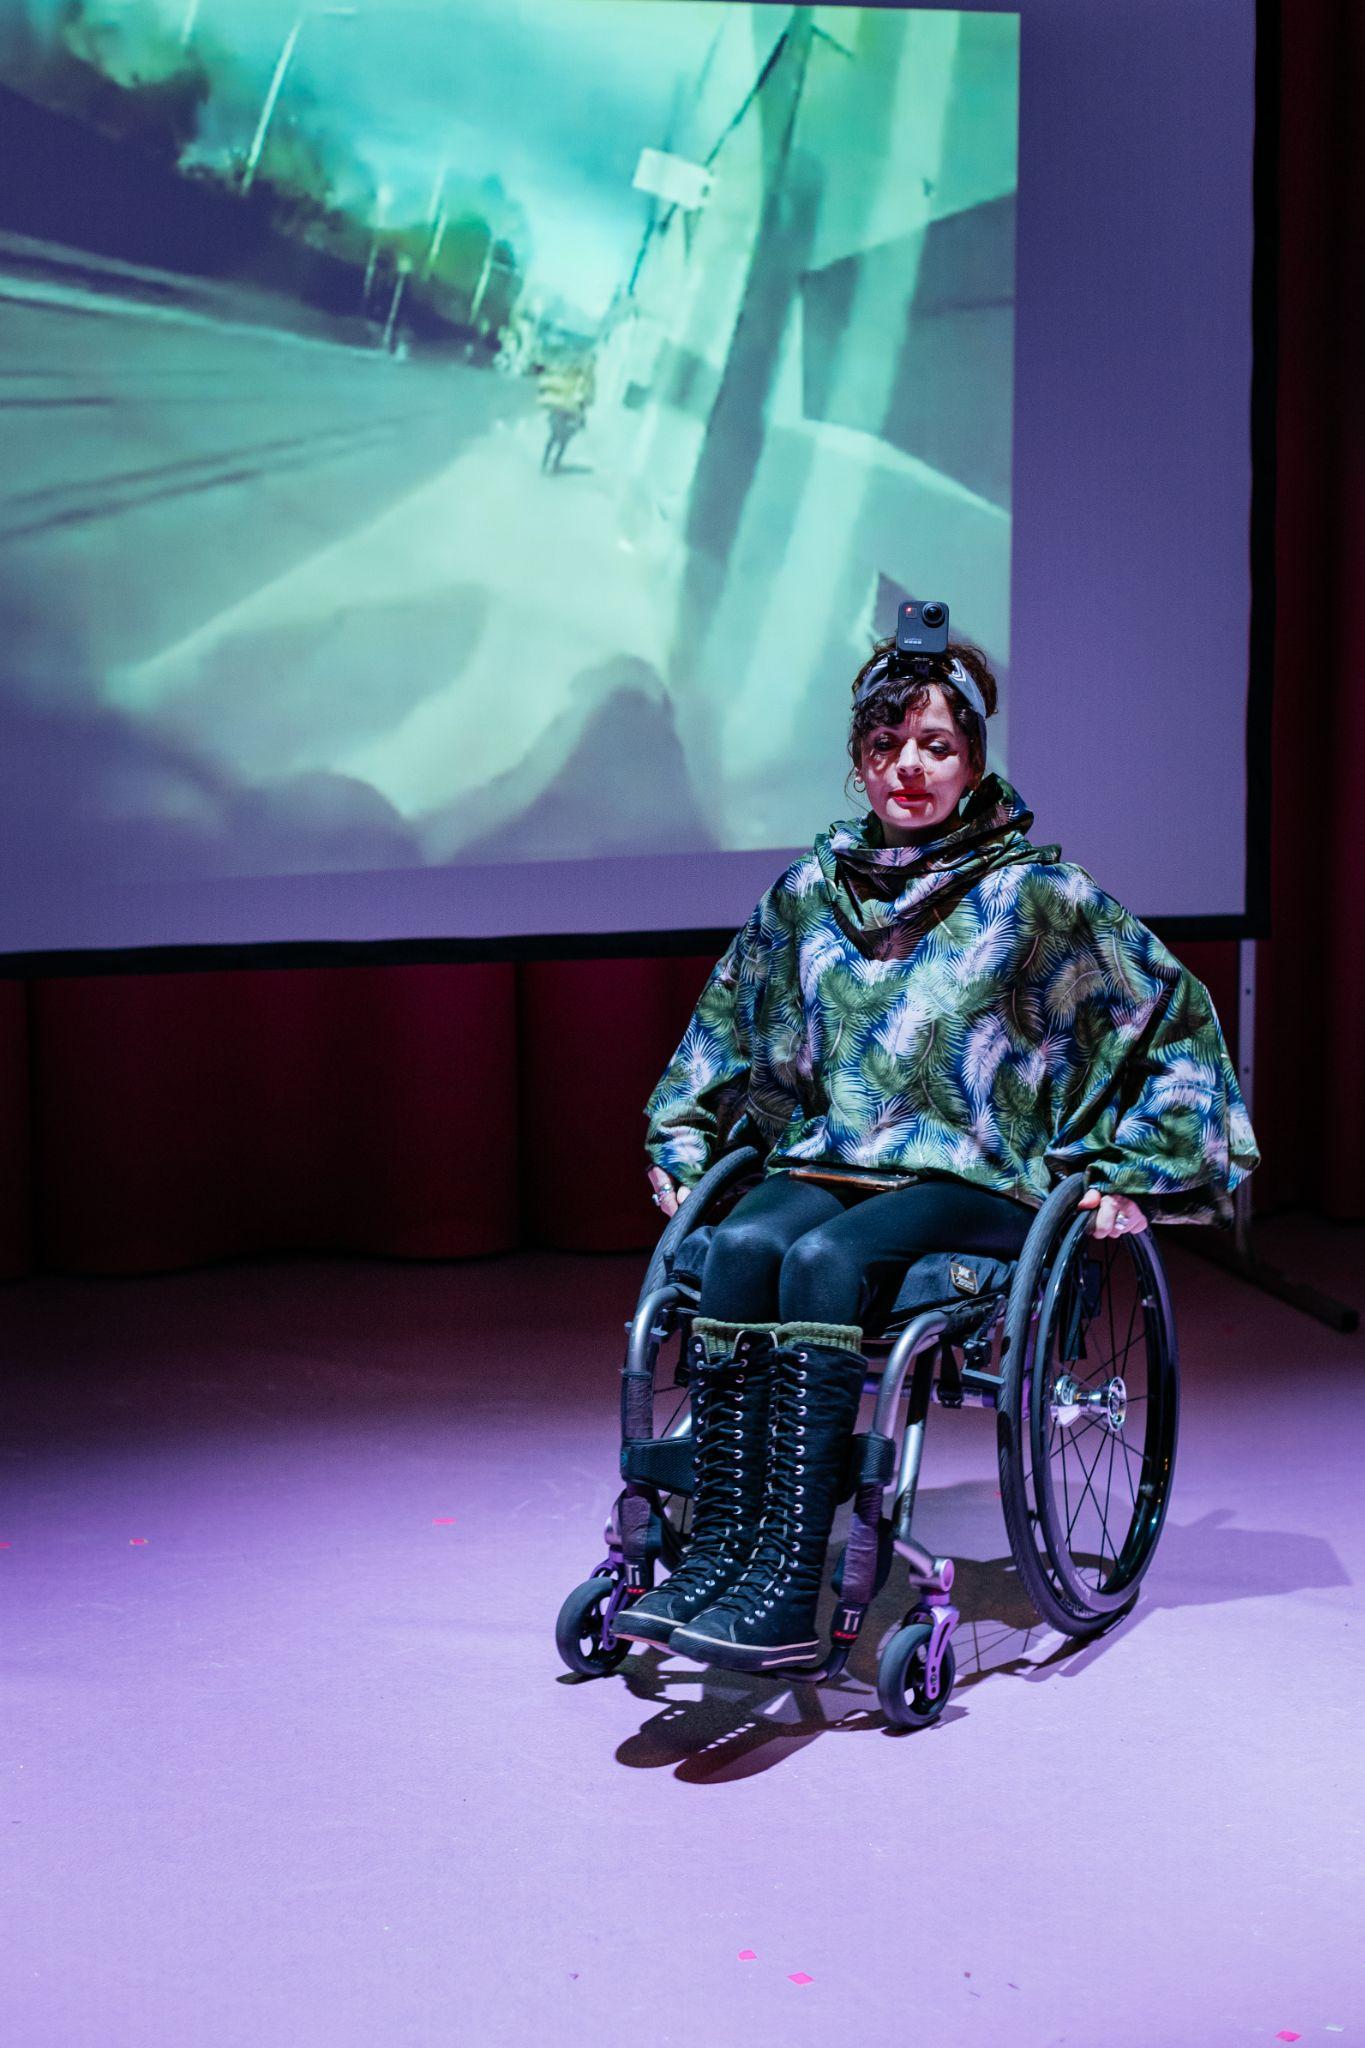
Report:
1078,1189,1149,1238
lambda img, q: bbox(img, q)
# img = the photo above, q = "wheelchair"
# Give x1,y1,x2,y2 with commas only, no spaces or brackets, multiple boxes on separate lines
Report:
554,1139,1180,1729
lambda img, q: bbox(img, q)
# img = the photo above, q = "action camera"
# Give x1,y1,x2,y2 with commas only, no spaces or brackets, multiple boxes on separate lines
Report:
894,599,950,657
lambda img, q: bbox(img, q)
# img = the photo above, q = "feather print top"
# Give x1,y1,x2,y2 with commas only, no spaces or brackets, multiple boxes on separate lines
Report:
644,774,1259,1225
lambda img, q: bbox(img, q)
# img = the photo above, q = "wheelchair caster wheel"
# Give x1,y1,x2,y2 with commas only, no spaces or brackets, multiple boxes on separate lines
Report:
877,1622,956,1730
555,1577,631,1677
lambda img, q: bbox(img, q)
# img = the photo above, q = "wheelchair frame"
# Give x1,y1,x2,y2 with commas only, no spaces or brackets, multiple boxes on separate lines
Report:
556,1145,1181,1728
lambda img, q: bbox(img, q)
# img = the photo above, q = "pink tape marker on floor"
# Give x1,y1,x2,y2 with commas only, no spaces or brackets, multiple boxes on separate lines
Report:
788,1973,813,1986
129,1538,148,1546
737,1950,756,1962
1274,2033,1301,2042
432,1517,456,1525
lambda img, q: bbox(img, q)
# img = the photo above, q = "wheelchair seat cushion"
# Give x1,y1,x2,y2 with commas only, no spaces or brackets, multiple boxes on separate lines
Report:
664,1226,1012,1318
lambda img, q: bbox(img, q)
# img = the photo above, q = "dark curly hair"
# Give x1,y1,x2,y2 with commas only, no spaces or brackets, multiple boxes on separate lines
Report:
847,636,1000,793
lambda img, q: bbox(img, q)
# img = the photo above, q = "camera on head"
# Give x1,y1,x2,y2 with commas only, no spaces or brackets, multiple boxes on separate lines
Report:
858,598,989,767
893,598,950,660
851,599,988,759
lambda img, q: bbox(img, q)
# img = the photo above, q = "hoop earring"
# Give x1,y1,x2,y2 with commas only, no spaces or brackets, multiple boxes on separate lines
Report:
853,775,866,792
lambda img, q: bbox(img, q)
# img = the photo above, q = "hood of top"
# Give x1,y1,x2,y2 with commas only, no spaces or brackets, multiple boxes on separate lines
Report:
813,772,1060,935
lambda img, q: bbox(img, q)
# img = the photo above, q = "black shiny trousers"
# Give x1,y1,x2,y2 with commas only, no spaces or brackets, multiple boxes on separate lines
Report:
696,1171,1035,1330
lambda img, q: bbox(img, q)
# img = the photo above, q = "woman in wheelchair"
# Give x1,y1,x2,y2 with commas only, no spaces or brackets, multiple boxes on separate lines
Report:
613,632,1258,1678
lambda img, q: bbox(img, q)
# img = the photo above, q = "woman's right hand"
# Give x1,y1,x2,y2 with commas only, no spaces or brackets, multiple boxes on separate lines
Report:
647,1167,691,1220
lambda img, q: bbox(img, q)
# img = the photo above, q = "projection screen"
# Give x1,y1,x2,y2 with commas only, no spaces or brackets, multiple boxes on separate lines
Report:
0,0,1263,959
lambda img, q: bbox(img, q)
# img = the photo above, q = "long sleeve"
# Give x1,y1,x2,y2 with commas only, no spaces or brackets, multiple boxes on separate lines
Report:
1042,895,1260,1225
643,900,774,1186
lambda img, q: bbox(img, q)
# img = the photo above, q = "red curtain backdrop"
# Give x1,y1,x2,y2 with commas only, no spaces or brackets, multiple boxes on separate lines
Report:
1258,0,1365,1220
0,1,1358,1281
0,981,31,1275
25,965,521,1274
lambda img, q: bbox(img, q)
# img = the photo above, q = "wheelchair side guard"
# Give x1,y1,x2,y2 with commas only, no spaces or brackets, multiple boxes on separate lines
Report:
888,1249,1017,1318
620,1437,695,1493
666,1223,715,1290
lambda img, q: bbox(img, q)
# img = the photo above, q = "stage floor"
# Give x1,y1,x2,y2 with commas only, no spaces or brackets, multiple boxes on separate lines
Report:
3,1215,1362,2047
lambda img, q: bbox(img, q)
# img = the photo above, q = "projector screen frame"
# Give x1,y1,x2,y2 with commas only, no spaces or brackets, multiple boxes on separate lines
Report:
0,0,1278,982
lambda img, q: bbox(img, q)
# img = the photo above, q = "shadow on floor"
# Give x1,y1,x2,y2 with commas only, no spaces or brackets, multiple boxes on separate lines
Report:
578,1478,1350,1783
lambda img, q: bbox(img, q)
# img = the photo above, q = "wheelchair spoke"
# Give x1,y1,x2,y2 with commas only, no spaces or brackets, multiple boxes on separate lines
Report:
1059,1417,1148,1586
1071,1413,1149,1465
1050,1407,1145,1463
1098,1254,1117,1392
1102,1430,1120,1570
659,1390,688,1435
1068,1423,1150,1500
1063,1427,1111,1550
1117,1425,1138,1510
1108,1314,1145,1378
1008,1203,1179,1624
1076,1436,1107,1542
1120,1277,1141,1365
1079,1308,1143,1386
1080,1425,1129,1581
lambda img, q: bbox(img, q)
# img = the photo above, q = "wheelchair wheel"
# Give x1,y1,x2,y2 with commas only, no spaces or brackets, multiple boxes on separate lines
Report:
877,1623,957,1730
555,1576,631,1677
997,1175,1179,1637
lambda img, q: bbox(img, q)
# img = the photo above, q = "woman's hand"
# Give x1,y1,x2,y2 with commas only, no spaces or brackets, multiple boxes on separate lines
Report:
1078,1188,1149,1238
647,1167,691,1220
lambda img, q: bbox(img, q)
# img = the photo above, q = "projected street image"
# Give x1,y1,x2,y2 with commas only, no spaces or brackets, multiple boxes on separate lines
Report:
0,1,1018,882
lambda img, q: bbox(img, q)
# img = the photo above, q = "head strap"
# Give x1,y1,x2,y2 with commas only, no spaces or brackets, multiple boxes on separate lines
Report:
852,650,989,758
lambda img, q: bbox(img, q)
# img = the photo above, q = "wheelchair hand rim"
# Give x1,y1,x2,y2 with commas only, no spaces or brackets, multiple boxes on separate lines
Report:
1025,1209,1179,1617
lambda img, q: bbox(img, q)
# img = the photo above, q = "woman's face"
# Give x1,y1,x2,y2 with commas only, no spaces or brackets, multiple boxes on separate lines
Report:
859,685,977,844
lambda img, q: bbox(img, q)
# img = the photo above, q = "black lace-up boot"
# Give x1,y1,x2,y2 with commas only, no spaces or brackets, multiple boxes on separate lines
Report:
668,1322,866,1671
612,1318,776,1648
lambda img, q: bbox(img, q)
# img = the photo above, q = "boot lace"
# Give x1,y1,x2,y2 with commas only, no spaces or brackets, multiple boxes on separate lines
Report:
691,1370,748,1532
710,1356,809,1605
664,1351,757,1591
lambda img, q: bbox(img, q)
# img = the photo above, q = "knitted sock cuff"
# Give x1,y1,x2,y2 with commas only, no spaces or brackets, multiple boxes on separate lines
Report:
773,1319,865,1354
691,1316,782,1361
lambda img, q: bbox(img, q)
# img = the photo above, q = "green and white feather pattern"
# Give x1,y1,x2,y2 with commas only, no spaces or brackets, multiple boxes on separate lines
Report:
644,774,1259,1224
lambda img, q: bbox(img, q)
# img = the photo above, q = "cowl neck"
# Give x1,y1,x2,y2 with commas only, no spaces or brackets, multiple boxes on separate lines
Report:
814,772,1059,934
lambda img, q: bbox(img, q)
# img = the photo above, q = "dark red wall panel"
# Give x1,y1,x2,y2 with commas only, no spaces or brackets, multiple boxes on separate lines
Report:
29,964,520,1274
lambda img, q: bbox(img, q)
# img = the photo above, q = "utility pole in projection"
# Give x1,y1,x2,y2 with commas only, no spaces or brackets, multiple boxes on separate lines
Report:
240,7,358,196
468,228,496,325
382,253,412,353
363,183,392,309
423,160,446,275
